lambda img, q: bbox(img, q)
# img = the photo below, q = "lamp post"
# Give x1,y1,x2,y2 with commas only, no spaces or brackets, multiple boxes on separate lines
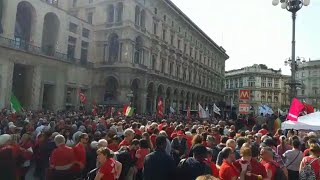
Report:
272,0,310,100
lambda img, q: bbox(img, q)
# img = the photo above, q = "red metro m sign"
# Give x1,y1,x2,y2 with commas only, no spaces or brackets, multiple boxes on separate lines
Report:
239,90,250,100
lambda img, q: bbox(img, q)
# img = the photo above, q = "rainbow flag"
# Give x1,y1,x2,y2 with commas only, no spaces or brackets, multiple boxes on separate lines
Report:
274,118,282,132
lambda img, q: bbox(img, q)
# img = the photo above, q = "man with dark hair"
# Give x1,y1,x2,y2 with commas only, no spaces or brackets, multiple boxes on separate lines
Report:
143,135,175,180
117,139,140,180
176,144,212,180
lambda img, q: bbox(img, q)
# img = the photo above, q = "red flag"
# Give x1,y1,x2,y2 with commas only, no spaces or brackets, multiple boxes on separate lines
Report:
79,92,87,104
287,98,305,121
123,104,129,114
92,100,97,116
157,97,164,118
187,106,191,120
304,103,314,114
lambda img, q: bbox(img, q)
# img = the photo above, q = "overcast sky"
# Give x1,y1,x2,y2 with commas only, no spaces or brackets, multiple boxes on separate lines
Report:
170,0,320,75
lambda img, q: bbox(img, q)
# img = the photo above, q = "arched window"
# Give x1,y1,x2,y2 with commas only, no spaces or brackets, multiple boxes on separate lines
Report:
14,1,36,43
140,10,145,28
108,33,119,63
134,36,143,64
135,6,140,25
41,13,60,56
116,2,123,22
107,4,114,23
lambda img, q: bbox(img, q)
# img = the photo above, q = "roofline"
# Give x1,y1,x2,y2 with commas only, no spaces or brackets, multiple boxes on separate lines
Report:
163,0,229,60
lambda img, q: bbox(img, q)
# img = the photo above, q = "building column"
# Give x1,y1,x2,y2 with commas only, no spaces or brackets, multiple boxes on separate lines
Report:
30,65,42,110
177,96,181,114
2,61,14,109
118,86,131,105
153,93,157,113
140,89,147,113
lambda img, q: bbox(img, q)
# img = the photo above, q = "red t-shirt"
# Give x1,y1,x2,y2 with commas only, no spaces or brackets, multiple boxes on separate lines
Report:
134,129,142,136
150,134,157,147
303,149,310,157
136,148,150,170
99,158,116,180
73,143,86,170
118,139,131,149
260,160,279,180
258,129,268,136
206,160,219,177
108,143,119,152
301,156,320,180
50,145,76,168
219,160,240,180
233,159,267,180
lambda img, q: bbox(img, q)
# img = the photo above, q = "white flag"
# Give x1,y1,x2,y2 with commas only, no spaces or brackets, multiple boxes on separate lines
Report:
170,106,175,113
213,103,221,115
198,104,208,118
278,108,285,115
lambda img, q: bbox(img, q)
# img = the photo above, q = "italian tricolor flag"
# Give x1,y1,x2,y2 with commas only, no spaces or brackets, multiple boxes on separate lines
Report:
10,95,22,113
123,105,134,117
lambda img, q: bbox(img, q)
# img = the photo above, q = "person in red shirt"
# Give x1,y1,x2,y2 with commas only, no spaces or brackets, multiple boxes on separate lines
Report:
205,148,219,178
150,128,159,148
95,147,117,180
233,146,267,180
50,135,78,179
73,133,88,172
135,139,150,180
118,129,135,149
132,123,142,138
260,146,287,180
258,124,269,136
300,143,320,180
108,136,121,152
219,147,247,180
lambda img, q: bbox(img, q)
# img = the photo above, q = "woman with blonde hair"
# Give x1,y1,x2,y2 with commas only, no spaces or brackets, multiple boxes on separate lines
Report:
299,143,320,180
277,135,291,158
196,175,219,180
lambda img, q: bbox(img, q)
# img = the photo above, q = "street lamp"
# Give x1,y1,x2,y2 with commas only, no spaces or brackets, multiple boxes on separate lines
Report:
284,56,307,100
272,0,310,100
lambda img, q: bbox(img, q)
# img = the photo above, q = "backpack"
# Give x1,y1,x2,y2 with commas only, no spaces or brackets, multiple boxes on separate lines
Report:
299,158,319,180
268,162,287,180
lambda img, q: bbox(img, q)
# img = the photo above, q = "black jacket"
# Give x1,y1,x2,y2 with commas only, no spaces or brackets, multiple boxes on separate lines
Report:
176,157,212,180
143,149,176,180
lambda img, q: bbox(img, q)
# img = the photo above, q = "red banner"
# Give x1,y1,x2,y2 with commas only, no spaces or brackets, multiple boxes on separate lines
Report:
287,98,305,121
157,97,164,118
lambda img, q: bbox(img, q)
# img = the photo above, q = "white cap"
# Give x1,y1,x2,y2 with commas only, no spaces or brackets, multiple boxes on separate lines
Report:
0,134,11,146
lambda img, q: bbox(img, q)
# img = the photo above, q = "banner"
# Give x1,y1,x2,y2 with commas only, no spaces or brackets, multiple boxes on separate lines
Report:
198,103,209,118
287,98,305,121
213,103,221,115
239,104,250,114
157,97,164,118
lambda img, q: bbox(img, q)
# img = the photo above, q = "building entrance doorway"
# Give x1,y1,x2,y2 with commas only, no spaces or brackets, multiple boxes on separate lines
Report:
42,84,55,110
12,64,33,108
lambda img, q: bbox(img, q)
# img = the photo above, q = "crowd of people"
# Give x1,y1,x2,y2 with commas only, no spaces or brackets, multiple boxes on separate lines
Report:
0,109,320,180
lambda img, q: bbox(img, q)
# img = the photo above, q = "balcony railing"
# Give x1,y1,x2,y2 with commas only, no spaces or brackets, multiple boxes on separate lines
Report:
0,36,78,63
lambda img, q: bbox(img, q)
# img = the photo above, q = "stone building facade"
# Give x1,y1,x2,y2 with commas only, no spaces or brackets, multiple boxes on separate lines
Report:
0,0,228,113
225,64,290,114
296,60,320,107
